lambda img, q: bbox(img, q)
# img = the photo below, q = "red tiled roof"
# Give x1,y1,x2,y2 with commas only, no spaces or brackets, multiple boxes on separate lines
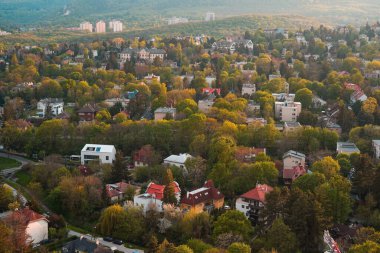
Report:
106,182,131,198
283,165,306,181
344,83,361,92
7,208,47,225
202,88,221,95
146,182,180,200
240,184,273,203
181,180,224,206
235,146,266,163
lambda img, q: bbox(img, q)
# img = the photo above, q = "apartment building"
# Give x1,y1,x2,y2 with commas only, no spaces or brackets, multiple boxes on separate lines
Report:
275,101,302,122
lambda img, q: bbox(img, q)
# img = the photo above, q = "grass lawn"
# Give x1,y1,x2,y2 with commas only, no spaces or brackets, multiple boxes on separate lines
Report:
14,170,32,186
0,157,21,171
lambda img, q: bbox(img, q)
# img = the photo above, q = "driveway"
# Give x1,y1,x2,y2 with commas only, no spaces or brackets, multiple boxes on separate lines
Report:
0,152,32,176
68,230,144,253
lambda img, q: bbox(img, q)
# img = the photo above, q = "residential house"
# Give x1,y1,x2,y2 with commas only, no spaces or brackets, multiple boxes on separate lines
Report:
312,95,327,108
235,146,266,163
344,83,368,103
144,74,160,84
62,237,107,253
373,140,380,159
269,74,282,80
180,180,224,213
365,70,380,79
235,39,254,51
104,98,130,107
154,107,176,120
283,150,306,170
163,153,193,172
198,99,215,113
80,144,116,165
283,165,307,185
336,142,360,155
134,182,181,213
36,98,64,118
272,93,295,102
284,121,302,133
77,104,100,122
2,208,48,245
106,182,139,203
202,88,221,96
275,101,302,122
212,41,236,53
241,83,256,96
326,122,342,135
236,184,273,225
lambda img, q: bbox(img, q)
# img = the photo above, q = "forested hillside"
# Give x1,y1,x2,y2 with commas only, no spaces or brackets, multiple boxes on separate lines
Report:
0,0,379,27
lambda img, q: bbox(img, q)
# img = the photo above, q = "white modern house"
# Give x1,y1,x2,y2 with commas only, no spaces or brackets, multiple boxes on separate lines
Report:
80,144,116,164
37,98,64,118
163,153,193,172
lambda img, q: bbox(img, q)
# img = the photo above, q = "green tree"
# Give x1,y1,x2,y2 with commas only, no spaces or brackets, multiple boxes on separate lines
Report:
264,218,299,253
163,169,177,205
0,184,15,212
315,175,352,223
97,205,126,236
111,151,129,183
349,240,380,253
311,156,340,180
213,210,253,242
295,88,313,109
227,242,251,253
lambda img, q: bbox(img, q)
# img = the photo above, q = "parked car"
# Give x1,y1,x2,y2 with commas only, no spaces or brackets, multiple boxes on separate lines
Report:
103,237,113,242
113,239,123,245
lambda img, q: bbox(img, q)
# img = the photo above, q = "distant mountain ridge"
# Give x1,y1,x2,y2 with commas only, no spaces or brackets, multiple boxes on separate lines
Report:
0,0,379,27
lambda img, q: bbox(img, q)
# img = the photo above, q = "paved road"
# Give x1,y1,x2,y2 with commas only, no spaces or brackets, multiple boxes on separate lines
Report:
0,152,33,176
68,230,144,253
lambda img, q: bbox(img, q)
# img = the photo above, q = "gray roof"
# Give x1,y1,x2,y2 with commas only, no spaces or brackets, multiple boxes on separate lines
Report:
283,150,306,159
155,107,176,114
337,142,360,153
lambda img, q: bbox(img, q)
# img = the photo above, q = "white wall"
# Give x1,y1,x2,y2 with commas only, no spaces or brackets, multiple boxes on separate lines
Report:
81,150,116,164
26,220,48,244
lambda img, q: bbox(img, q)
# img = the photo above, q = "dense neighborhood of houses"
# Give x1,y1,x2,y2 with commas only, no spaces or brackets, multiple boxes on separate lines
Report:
1,20,380,253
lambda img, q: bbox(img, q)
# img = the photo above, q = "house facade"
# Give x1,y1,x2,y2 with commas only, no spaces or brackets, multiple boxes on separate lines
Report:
236,184,273,225
283,150,306,170
77,104,100,122
2,208,48,245
180,180,224,214
80,144,116,164
154,107,176,120
163,153,193,172
134,182,181,213
275,101,302,122
37,98,64,118
241,83,256,96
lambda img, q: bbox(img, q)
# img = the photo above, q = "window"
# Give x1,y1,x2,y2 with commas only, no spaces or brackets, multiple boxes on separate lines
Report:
242,205,245,208
86,147,95,151
106,156,109,160
96,147,101,152
84,155,99,160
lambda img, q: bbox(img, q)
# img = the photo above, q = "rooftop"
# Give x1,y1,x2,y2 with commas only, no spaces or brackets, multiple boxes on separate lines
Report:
240,184,273,203
337,142,360,153
164,153,193,164
81,144,115,153
283,150,306,159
